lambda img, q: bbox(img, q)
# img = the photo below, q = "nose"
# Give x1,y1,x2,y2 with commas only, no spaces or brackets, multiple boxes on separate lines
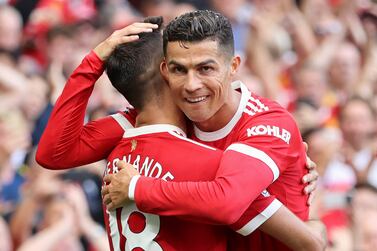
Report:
184,71,203,93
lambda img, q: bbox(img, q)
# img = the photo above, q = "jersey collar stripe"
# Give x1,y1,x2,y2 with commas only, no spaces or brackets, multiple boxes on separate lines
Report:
193,81,251,141
235,199,282,236
123,124,187,138
226,143,280,181
111,113,134,131
168,131,217,151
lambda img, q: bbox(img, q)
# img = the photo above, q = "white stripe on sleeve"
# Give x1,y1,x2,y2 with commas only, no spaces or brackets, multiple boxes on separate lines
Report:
226,143,280,181
111,113,134,131
128,175,141,201
236,199,282,236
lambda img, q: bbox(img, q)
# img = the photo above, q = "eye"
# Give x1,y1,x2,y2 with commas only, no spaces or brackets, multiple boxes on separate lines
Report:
170,65,186,74
199,66,213,74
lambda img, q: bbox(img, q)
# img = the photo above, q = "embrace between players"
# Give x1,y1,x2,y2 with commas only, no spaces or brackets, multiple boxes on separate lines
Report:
37,11,326,251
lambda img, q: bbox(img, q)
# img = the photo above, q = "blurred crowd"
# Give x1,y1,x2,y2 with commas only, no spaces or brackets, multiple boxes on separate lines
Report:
0,0,376,250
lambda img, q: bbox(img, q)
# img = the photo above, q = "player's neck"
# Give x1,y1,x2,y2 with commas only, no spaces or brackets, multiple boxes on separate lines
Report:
135,99,187,133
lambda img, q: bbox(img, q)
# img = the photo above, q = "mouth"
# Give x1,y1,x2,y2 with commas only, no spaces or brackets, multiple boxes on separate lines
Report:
185,95,209,104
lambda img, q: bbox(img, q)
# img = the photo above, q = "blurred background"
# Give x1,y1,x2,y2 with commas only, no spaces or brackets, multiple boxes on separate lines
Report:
0,0,377,250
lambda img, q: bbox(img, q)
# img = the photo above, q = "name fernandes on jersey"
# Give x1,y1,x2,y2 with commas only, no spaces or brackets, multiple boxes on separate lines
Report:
106,153,175,181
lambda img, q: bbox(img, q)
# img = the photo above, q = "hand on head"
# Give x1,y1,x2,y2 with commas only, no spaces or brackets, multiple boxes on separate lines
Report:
93,22,159,61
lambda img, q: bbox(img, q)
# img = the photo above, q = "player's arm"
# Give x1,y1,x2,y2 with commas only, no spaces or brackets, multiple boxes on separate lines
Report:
36,23,157,169
135,144,277,225
103,113,303,224
36,51,123,169
103,137,282,225
259,205,326,251
131,141,290,226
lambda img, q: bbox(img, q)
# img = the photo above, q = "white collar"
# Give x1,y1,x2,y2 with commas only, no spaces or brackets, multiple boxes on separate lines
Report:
193,80,250,142
123,124,186,138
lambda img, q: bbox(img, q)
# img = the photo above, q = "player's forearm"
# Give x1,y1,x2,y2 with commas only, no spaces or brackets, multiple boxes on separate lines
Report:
134,177,242,225
259,206,326,251
36,51,106,169
305,219,327,250
134,158,273,225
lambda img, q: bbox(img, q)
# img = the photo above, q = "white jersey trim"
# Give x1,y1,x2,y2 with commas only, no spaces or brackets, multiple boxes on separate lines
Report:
236,199,282,236
226,143,280,181
128,175,141,201
168,131,217,151
111,113,134,131
123,124,186,138
194,81,251,142
106,209,119,250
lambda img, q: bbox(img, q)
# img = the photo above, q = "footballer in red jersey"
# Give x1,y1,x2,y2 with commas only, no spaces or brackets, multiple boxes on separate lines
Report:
105,125,229,251
100,19,276,250
105,11,316,251
127,81,309,251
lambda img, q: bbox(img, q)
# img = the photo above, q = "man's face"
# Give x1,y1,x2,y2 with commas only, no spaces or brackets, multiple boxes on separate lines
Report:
161,39,239,127
340,100,374,149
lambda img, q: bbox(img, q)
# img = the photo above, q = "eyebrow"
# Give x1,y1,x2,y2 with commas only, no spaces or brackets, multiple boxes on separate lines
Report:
168,60,184,67
168,59,217,67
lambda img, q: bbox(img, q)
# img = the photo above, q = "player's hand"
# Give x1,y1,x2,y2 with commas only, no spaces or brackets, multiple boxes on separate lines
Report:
302,142,319,205
102,161,140,210
93,22,159,61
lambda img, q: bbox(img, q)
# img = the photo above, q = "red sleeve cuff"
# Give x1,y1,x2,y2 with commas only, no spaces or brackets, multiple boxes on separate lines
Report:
230,195,282,236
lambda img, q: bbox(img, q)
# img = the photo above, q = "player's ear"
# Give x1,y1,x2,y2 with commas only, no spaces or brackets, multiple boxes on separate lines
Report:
160,59,169,84
230,55,241,76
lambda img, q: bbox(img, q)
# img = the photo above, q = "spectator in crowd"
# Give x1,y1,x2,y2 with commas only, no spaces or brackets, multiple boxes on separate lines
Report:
328,183,377,251
0,5,23,64
290,62,338,133
324,96,377,189
10,148,107,250
328,42,361,104
0,107,30,219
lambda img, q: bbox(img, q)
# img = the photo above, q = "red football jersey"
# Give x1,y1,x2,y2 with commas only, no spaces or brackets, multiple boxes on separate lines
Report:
105,124,227,251
192,81,309,250
133,82,309,250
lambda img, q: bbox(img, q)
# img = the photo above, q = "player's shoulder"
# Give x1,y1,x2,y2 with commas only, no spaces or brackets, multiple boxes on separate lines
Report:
110,107,137,131
238,92,301,144
241,93,295,125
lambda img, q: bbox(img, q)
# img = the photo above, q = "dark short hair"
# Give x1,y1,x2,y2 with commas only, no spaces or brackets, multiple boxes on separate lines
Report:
105,16,164,110
163,10,234,58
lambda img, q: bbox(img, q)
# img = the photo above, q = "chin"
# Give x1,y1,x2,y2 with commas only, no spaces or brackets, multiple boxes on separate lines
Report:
186,113,212,124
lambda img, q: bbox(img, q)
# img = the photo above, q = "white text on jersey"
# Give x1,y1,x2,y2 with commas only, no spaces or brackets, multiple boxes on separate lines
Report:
106,154,175,181
247,125,291,144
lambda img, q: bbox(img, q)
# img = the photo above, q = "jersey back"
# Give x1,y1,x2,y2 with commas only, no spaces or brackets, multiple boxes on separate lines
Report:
105,127,227,251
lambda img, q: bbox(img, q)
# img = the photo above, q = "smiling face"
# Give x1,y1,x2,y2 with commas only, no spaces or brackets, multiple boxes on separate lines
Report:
161,39,240,130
